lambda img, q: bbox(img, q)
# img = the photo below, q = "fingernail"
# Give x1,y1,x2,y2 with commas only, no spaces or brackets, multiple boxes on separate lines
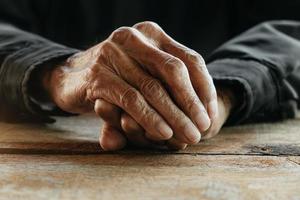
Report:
157,122,173,139
183,123,201,144
195,110,211,132
208,99,218,121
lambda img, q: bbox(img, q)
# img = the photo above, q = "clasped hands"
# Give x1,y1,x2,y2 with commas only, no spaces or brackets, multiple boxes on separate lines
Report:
44,21,234,151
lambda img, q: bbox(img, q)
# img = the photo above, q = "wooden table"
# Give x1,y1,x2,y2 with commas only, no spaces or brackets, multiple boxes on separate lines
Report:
0,114,299,200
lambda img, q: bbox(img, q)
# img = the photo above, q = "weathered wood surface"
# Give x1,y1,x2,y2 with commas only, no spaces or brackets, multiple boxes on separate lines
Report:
1,114,300,155
0,114,299,199
0,155,299,200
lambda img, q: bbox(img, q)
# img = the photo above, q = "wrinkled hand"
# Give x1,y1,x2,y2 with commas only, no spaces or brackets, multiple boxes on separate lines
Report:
101,86,235,150
45,21,218,150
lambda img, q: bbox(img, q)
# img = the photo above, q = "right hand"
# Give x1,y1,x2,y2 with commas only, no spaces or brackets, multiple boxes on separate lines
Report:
44,21,217,150
109,86,236,150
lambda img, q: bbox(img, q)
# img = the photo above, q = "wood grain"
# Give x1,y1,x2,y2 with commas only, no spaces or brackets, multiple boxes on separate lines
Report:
0,154,299,200
0,114,299,199
0,114,299,155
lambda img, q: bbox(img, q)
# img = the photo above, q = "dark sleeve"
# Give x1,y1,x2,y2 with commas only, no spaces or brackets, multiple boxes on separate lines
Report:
0,1,79,122
207,20,300,125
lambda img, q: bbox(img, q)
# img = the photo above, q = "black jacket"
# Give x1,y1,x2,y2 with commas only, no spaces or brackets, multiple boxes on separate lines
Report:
0,0,300,124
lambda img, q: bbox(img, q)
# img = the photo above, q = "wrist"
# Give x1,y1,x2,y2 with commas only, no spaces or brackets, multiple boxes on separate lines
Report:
200,85,238,139
39,58,66,105
27,62,56,104
216,86,237,119
41,67,53,102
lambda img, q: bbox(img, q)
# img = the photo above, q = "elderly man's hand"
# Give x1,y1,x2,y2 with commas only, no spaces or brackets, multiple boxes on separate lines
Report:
101,86,236,150
44,21,217,150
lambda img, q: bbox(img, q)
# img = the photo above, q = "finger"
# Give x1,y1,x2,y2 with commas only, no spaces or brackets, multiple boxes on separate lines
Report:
110,27,210,135
202,91,229,140
201,116,222,140
101,43,201,144
94,99,121,129
89,64,173,141
100,123,127,151
134,21,217,125
121,112,144,134
121,113,171,149
163,34,218,123
120,112,187,150
166,138,187,150
120,112,154,147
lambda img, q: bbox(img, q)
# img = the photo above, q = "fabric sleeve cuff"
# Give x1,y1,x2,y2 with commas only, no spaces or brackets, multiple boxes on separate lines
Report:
207,58,279,125
1,42,79,122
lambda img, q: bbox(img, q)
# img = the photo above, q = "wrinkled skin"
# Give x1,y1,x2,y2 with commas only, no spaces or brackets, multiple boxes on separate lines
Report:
98,87,234,150
45,21,234,151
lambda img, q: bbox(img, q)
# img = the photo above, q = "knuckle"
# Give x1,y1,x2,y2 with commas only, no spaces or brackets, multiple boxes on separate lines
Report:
99,41,115,56
120,88,141,109
163,57,187,76
134,21,161,32
136,106,157,128
100,41,113,52
140,78,165,100
185,96,201,112
109,26,135,44
187,50,206,67
94,41,117,64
